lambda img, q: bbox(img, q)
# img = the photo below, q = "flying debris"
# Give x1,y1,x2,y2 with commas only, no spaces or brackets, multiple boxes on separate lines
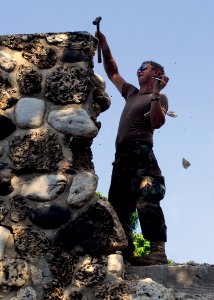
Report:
167,111,178,118
182,158,191,169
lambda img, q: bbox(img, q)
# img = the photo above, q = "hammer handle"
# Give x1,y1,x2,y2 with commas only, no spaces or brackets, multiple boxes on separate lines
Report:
97,43,102,63
97,25,102,63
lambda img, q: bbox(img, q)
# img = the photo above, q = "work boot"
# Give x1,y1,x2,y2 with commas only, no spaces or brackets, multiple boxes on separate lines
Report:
130,241,168,266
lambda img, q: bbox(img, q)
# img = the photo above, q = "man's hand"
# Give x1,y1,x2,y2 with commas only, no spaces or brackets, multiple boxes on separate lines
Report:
95,31,106,45
153,75,169,95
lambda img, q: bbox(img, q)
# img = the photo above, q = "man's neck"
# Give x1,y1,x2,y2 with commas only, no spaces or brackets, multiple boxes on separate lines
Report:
139,82,153,94
139,86,153,93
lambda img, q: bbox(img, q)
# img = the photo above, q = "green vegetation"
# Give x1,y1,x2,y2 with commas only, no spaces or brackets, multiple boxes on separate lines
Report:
133,232,150,256
131,211,151,256
96,192,103,199
167,259,176,265
130,211,138,231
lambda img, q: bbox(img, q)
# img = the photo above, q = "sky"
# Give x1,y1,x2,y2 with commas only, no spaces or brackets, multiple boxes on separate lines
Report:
1,0,214,264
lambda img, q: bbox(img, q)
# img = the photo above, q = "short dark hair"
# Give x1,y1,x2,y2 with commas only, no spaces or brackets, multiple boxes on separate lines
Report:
142,60,165,75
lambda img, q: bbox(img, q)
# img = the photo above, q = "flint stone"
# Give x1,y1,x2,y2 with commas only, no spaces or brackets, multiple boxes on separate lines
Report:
45,66,91,105
10,286,37,300
92,74,111,113
9,129,63,173
20,174,67,201
0,71,17,110
13,226,50,257
22,41,57,69
67,171,98,207
0,70,12,88
54,199,128,253
0,114,16,140
46,33,68,44
94,74,105,86
48,251,77,287
29,204,70,228
0,146,3,156
136,278,175,300
48,107,98,138
0,258,29,287
69,137,94,171
0,34,36,50
10,195,30,222
0,200,8,221
17,65,42,95
0,226,11,259
61,49,89,63
107,253,124,279
29,265,43,286
15,97,45,128
0,163,14,195
94,281,130,299
74,256,107,288
0,51,16,72
67,289,88,300
43,281,64,299
0,95,18,110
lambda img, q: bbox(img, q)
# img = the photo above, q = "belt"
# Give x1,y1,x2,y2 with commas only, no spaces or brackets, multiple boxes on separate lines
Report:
116,140,152,154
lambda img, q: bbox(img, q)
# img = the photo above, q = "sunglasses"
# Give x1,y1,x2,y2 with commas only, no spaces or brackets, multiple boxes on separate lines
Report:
137,64,155,72
137,64,149,71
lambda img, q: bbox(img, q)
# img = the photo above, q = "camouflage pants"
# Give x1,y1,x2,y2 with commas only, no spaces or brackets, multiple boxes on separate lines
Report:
108,142,167,257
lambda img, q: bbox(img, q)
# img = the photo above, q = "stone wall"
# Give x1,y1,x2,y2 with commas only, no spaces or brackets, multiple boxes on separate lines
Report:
0,32,128,299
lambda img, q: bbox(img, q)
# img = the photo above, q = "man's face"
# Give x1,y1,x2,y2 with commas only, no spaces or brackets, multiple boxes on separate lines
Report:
137,63,155,84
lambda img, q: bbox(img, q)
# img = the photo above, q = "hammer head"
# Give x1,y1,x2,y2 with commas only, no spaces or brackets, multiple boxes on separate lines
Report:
93,16,102,25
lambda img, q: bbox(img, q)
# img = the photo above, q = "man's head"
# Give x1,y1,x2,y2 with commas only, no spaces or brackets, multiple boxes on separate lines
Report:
138,61,165,75
137,61,169,92
137,61,165,88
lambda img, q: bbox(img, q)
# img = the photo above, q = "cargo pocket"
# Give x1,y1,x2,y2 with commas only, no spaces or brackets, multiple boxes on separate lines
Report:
137,176,166,205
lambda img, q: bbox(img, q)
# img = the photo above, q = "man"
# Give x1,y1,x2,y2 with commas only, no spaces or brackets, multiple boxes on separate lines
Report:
96,31,169,265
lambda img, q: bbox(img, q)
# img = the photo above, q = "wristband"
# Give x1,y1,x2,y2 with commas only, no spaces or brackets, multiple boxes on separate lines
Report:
151,97,160,102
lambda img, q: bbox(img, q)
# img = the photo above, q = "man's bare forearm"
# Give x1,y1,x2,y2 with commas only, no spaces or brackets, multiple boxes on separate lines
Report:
96,32,119,80
103,52,119,81
150,100,165,129
95,31,126,92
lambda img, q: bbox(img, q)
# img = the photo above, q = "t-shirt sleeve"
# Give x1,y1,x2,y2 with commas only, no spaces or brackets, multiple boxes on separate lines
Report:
160,94,169,112
122,83,139,100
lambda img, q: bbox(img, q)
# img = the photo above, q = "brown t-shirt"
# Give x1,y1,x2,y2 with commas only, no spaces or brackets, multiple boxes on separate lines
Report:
115,83,168,150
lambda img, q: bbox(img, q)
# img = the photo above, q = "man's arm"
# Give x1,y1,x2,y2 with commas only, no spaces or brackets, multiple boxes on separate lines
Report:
150,76,169,129
96,31,126,93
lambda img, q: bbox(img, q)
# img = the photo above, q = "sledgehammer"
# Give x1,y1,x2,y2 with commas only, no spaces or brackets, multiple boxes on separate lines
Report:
93,16,102,63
